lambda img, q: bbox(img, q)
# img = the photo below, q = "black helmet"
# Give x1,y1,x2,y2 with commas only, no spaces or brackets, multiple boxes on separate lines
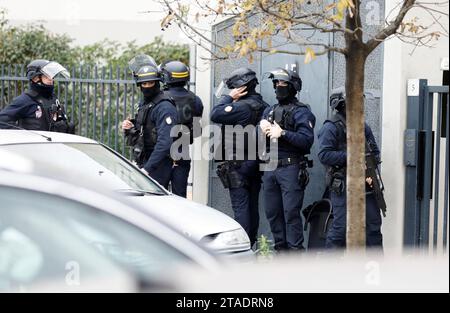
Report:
329,87,346,111
26,59,70,80
225,67,258,89
267,68,302,92
134,64,160,84
160,60,190,85
128,54,160,84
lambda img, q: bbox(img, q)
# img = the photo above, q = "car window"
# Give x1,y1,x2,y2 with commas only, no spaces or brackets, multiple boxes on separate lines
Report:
1,143,165,194
0,186,192,290
0,189,123,291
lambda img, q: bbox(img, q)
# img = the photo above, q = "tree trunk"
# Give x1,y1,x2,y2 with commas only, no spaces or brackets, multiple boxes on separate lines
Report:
345,45,367,250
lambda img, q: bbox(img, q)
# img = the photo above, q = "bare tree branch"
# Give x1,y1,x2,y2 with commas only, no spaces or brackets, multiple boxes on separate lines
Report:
366,0,416,54
256,0,355,36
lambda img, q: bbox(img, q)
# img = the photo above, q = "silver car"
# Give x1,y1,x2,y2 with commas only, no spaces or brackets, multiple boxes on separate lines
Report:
0,168,219,292
0,130,253,257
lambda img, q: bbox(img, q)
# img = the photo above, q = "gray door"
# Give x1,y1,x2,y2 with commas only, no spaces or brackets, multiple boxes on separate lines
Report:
209,23,331,241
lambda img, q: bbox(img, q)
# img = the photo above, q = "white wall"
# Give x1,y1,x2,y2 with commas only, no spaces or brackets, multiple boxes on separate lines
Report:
1,0,186,45
191,37,214,205
381,0,449,250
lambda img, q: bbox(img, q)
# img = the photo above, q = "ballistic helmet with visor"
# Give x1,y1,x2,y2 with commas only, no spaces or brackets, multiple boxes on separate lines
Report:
215,67,258,98
26,59,70,81
266,68,302,92
160,60,190,85
330,87,346,111
129,54,160,84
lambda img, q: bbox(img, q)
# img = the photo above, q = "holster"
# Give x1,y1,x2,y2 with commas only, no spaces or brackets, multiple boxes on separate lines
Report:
216,162,245,189
327,167,345,196
297,158,313,190
50,119,75,134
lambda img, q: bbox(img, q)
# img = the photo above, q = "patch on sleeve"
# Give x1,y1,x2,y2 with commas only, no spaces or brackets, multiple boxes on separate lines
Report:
224,105,233,113
35,106,43,119
165,116,173,125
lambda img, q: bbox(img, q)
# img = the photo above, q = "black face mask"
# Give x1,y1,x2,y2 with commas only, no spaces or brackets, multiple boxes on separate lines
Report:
30,81,54,99
275,85,291,102
336,104,346,116
141,82,160,102
244,80,258,95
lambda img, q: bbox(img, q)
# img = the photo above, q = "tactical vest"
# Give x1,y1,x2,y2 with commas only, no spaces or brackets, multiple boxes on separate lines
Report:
322,113,380,193
325,112,347,151
323,112,347,188
19,90,74,133
218,96,268,161
168,90,196,143
266,99,310,153
134,93,175,154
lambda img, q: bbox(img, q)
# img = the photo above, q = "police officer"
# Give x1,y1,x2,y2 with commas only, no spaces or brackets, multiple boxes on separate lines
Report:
0,59,74,133
210,67,268,247
260,68,316,252
159,60,203,198
122,55,178,188
317,89,383,249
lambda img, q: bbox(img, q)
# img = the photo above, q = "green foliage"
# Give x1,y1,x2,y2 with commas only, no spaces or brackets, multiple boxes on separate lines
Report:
0,9,189,68
256,234,275,259
0,10,76,66
0,9,189,156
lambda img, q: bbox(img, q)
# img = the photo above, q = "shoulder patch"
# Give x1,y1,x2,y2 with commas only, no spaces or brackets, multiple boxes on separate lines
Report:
224,105,233,113
35,106,43,119
165,116,173,125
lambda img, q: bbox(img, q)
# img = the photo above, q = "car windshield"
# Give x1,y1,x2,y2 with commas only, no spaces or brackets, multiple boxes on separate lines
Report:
1,143,166,195
0,186,191,291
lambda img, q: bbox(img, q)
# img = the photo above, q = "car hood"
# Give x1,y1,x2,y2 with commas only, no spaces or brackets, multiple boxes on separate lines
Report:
127,194,240,241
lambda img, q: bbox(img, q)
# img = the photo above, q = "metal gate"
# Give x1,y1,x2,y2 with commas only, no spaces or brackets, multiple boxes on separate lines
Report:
404,79,449,250
0,64,140,157
0,60,198,161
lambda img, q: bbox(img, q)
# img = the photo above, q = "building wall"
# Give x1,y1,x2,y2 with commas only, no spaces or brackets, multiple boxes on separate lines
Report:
381,0,449,250
193,0,449,250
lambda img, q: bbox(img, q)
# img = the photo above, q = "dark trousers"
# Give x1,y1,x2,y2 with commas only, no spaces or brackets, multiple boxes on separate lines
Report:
263,164,305,251
170,160,191,198
227,161,261,247
326,191,383,249
149,157,173,189
229,172,261,247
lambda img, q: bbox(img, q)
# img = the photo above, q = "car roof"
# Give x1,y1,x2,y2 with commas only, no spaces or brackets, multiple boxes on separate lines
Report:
0,130,97,145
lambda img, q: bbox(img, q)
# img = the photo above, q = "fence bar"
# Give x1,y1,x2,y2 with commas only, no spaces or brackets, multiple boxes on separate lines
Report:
115,67,120,151
71,67,75,123
57,66,61,101
7,65,11,104
101,67,105,143
421,87,434,246
86,65,91,137
108,66,112,147
78,65,83,136
433,93,442,249
13,65,18,99
93,66,98,141
122,67,128,155
444,93,449,249
1,65,5,108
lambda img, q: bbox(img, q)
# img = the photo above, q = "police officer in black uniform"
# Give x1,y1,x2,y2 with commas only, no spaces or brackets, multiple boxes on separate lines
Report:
317,89,383,249
159,60,204,198
122,55,178,188
211,67,268,247
260,68,316,252
0,59,74,133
